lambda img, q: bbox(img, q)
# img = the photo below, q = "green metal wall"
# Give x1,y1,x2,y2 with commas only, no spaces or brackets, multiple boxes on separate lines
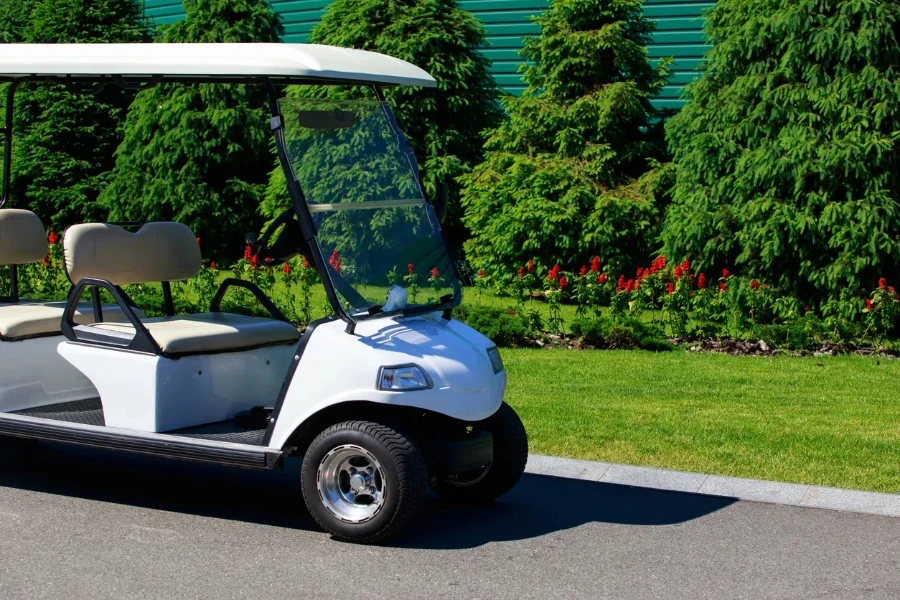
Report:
140,0,712,110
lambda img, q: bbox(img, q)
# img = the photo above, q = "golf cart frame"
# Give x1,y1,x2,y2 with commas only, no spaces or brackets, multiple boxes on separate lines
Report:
0,44,526,543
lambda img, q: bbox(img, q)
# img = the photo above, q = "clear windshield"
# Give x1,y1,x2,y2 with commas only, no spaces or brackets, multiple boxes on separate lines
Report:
279,98,460,318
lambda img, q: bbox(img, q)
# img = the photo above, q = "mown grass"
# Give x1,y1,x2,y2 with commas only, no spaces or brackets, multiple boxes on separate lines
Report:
503,349,900,493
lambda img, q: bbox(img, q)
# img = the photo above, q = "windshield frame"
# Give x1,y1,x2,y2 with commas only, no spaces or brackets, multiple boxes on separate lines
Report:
266,83,461,327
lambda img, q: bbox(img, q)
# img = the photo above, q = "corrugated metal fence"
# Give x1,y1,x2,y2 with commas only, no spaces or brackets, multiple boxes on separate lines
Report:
140,0,712,110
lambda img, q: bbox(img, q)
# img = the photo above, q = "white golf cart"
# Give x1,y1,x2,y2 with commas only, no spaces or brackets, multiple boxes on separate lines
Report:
0,43,527,543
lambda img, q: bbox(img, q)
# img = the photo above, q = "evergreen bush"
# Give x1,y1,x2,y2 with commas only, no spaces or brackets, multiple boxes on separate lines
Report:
261,0,502,248
102,0,281,260
8,0,147,228
459,0,670,276
662,0,900,303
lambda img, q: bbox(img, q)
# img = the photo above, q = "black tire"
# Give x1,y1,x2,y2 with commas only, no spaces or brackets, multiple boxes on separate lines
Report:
434,402,528,503
300,420,429,544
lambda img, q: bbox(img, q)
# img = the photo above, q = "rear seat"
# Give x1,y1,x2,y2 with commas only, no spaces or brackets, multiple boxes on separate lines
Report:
63,222,299,355
0,300,139,339
0,209,138,341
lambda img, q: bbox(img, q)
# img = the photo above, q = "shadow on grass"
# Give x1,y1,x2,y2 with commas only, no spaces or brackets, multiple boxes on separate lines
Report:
0,438,736,549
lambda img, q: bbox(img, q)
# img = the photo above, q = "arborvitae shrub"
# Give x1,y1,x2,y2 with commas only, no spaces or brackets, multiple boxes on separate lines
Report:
102,0,281,260
8,0,147,228
459,0,670,276
662,0,900,303
260,0,502,249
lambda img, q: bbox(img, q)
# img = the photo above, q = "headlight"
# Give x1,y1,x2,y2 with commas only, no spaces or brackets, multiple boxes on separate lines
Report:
487,346,504,374
377,365,432,391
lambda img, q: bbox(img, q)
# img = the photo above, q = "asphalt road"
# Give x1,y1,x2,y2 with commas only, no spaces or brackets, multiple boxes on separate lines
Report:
0,438,897,600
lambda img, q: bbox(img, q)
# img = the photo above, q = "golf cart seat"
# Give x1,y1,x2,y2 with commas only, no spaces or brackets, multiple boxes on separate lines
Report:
61,222,299,356
0,209,138,341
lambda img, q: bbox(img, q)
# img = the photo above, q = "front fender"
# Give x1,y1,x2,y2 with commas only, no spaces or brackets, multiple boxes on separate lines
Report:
266,316,506,450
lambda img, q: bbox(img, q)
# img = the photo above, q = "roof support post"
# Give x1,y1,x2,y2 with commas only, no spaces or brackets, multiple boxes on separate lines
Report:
1,80,19,209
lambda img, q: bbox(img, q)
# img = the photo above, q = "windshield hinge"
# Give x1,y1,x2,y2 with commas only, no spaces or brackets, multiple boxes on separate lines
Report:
270,115,284,131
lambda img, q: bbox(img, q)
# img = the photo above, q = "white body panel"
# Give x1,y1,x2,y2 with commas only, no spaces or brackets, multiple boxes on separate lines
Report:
0,43,436,87
268,316,505,449
57,342,295,433
0,336,97,413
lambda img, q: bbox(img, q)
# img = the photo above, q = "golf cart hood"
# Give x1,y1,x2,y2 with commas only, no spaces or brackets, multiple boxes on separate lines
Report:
357,315,497,394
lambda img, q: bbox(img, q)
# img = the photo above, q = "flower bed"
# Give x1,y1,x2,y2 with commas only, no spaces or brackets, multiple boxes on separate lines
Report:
8,233,898,355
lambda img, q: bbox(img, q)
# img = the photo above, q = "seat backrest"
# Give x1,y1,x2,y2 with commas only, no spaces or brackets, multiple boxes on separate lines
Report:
0,209,47,266
63,222,201,285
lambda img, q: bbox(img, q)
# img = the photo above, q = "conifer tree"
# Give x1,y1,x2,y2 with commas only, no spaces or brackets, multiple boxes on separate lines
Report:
261,0,502,248
662,0,900,301
8,0,147,228
459,0,670,275
102,0,281,260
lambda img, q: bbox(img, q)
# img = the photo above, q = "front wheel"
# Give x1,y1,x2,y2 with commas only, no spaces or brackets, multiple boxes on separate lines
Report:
300,420,429,544
434,402,528,503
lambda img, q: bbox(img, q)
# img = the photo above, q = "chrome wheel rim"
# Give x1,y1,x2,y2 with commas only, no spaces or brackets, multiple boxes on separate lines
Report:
316,444,386,523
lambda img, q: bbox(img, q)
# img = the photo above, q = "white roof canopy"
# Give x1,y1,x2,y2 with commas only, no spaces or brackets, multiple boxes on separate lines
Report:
0,43,437,87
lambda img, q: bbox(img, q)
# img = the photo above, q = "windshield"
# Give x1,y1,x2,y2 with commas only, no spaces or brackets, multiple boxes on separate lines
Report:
279,98,460,319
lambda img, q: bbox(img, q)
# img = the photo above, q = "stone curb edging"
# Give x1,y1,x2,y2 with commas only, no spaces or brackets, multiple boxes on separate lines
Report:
525,454,900,518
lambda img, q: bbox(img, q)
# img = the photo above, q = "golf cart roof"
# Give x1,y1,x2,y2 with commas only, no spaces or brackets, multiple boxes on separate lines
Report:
0,43,437,87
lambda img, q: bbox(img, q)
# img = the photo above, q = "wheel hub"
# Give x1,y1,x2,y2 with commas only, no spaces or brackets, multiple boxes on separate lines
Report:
316,444,386,524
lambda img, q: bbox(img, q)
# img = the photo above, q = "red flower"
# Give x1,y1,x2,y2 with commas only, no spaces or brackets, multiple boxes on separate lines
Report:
527,259,534,273
598,273,608,284
624,279,636,293
697,273,707,289
209,261,216,270
722,268,731,279
558,275,568,290
650,255,666,273
407,263,415,274
547,264,560,282
518,266,525,279
579,265,587,276
674,265,683,280
666,281,675,295
244,245,254,260
282,262,292,275
47,231,59,244
477,269,486,278
719,281,727,292
301,256,310,269
750,279,759,290
865,298,874,310
616,274,626,292
430,267,440,279
196,237,201,246
878,277,887,290
590,256,600,273
680,259,690,274
329,250,341,273
248,254,258,269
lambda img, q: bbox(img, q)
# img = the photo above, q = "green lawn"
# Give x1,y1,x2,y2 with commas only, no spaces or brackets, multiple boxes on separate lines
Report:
503,349,900,493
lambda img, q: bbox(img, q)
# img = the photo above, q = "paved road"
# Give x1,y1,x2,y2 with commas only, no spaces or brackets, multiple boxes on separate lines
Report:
0,439,897,600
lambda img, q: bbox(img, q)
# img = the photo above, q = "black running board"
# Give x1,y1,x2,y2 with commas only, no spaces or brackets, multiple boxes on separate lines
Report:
0,412,283,470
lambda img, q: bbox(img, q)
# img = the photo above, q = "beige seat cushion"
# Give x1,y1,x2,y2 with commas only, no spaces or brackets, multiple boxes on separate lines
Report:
0,300,145,339
85,312,300,355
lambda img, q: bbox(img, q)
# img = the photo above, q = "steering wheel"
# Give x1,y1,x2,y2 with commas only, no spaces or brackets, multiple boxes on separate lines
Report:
247,208,307,266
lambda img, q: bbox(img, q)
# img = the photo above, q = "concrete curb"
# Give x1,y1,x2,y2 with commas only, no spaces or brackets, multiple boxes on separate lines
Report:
525,454,900,518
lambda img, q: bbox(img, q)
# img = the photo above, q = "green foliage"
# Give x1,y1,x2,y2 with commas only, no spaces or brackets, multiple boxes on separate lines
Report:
101,0,281,260
261,0,502,247
571,316,674,351
454,304,531,347
6,0,147,229
460,0,670,276
663,0,900,303
0,0,33,43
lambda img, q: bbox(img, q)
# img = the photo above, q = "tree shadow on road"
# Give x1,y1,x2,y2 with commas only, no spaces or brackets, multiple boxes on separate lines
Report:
0,439,736,549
